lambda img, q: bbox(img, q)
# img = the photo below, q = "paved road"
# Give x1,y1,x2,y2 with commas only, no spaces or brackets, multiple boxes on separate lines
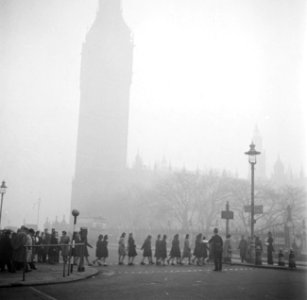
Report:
1,263,306,300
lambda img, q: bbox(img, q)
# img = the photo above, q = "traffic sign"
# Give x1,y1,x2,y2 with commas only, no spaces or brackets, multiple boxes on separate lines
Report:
244,205,263,214
221,211,234,219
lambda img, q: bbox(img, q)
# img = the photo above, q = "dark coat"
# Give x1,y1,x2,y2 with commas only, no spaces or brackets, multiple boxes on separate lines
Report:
193,237,202,258
0,234,13,261
170,238,181,258
101,240,108,258
210,235,223,254
141,238,152,257
154,239,161,258
128,237,137,257
11,231,27,263
160,239,167,259
95,240,104,258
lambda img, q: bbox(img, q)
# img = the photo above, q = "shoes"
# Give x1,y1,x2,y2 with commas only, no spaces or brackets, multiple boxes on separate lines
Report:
140,262,145,265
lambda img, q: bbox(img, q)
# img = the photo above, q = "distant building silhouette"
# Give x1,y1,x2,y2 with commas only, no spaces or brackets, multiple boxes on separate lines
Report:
271,156,286,185
71,0,133,218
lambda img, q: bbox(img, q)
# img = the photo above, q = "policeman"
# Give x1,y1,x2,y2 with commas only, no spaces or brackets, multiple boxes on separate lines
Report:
209,228,223,271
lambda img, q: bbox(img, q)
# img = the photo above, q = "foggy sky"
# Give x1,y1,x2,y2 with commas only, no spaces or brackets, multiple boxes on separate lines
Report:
0,0,306,228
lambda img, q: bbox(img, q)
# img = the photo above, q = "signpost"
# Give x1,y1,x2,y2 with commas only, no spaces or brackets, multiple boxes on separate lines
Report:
221,202,234,236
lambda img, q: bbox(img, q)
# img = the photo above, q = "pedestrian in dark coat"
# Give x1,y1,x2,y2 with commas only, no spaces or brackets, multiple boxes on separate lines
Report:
209,228,223,271
0,230,14,272
255,236,263,265
128,233,137,265
192,233,202,265
238,235,248,263
101,235,109,266
266,232,274,265
160,235,167,265
141,235,153,265
92,234,104,266
48,229,58,265
154,234,161,265
11,227,28,271
168,234,181,265
182,234,192,265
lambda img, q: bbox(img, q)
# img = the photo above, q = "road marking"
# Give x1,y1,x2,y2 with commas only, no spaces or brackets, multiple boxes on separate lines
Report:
29,287,58,300
114,267,254,275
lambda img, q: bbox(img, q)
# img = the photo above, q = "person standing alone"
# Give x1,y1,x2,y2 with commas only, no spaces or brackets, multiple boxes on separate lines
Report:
210,228,223,271
266,231,274,265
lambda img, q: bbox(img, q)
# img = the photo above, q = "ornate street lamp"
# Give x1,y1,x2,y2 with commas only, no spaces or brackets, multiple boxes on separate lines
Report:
245,143,260,264
0,181,7,228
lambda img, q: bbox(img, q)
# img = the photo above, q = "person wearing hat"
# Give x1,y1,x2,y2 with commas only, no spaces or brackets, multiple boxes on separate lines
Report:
209,228,223,271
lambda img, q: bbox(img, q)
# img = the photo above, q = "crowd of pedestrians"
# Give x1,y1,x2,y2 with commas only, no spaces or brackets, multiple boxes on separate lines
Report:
1,226,298,273
0,226,89,273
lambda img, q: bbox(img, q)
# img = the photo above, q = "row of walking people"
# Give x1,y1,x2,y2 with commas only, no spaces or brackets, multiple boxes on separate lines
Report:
93,228,227,272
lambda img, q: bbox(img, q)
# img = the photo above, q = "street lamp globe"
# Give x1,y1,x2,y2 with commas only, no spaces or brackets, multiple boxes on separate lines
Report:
245,142,261,164
0,181,7,195
0,181,7,228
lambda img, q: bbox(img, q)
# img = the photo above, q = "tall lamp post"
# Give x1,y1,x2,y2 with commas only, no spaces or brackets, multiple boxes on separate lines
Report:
245,143,260,264
0,181,8,229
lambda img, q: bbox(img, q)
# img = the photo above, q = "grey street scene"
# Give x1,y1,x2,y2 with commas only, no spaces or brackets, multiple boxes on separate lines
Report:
0,0,307,299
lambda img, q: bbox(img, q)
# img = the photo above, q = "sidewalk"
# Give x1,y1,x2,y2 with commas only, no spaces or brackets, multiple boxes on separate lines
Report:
231,257,307,272
0,263,99,288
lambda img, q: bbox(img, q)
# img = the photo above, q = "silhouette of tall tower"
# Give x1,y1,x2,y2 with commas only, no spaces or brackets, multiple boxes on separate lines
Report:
71,0,133,217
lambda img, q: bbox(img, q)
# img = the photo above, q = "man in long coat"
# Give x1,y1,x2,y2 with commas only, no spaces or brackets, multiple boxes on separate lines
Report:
209,228,223,271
